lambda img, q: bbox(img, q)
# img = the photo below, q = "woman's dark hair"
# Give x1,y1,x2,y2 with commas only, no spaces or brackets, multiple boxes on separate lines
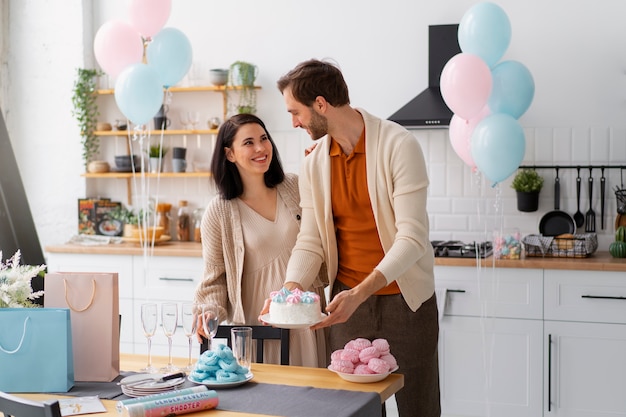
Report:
276,58,350,107
211,113,285,199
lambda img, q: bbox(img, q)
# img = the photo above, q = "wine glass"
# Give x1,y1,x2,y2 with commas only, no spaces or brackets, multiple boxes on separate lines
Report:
189,111,200,130
201,304,219,351
179,109,191,130
140,303,158,373
160,302,179,373
181,303,198,372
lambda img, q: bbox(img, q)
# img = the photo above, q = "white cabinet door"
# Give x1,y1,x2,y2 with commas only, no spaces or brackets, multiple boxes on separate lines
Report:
544,321,626,417
439,316,543,417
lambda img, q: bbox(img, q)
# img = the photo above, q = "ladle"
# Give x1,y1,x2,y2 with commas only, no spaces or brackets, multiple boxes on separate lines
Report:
573,167,585,228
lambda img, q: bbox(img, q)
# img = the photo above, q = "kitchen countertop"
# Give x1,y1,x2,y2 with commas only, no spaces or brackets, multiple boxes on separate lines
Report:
46,242,626,271
45,241,202,257
435,251,626,272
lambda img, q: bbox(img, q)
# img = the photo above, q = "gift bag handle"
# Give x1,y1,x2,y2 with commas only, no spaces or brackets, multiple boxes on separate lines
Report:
63,279,97,312
0,316,30,354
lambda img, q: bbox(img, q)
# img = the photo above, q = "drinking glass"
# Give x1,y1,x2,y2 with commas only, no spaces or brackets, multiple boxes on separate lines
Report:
231,326,253,370
179,109,191,130
140,303,158,372
188,111,200,130
201,304,219,351
181,302,198,372
160,302,179,372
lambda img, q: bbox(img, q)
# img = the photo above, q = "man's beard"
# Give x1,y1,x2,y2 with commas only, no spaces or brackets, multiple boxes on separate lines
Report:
307,108,328,140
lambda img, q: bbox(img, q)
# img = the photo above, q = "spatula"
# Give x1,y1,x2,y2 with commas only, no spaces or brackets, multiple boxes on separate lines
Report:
600,167,606,229
573,167,584,228
585,167,596,232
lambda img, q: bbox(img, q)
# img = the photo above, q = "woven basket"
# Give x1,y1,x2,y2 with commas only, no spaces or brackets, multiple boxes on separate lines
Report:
522,233,598,258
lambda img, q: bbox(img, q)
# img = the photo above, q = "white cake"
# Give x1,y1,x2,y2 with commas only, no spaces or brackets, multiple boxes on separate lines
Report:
269,288,321,324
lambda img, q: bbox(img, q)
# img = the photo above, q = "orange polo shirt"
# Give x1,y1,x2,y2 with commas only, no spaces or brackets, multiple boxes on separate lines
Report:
330,130,400,295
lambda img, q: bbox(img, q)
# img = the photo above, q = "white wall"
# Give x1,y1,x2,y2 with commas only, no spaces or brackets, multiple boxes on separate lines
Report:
3,0,626,257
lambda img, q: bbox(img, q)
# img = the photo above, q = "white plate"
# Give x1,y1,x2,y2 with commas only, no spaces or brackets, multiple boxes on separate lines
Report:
327,366,399,383
187,372,253,388
259,313,326,329
119,373,185,389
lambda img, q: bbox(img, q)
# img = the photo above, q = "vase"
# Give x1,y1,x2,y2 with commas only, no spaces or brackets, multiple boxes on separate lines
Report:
516,191,539,212
150,157,163,173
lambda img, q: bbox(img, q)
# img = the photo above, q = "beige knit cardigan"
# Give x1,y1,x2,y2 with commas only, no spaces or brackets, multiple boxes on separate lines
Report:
194,173,327,324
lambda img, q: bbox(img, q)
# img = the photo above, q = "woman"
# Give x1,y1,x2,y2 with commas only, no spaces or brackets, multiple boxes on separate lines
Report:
194,113,327,367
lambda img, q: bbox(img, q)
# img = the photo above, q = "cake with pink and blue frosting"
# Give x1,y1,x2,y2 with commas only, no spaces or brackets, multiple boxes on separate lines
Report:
269,287,321,324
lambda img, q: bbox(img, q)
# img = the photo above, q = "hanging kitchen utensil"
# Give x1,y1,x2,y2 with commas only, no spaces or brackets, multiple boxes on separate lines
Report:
539,168,576,236
573,167,584,228
600,167,606,230
585,167,596,232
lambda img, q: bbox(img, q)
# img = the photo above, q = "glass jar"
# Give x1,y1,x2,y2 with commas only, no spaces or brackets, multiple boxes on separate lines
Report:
155,203,172,236
193,208,204,243
493,228,522,260
176,200,190,241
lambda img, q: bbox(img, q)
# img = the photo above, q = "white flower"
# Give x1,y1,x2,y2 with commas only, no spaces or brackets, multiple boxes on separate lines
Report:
0,250,46,308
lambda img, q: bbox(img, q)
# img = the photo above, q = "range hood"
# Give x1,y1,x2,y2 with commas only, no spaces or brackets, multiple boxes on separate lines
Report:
388,24,461,128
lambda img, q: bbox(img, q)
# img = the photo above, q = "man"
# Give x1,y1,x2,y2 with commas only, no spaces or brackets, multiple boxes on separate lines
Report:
274,58,440,417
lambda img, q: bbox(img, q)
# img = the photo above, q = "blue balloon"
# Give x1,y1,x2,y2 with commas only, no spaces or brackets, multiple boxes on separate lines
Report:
114,63,163,126
488,60,535,119
471,113,525,186
458,2,511,68
146,27,193,88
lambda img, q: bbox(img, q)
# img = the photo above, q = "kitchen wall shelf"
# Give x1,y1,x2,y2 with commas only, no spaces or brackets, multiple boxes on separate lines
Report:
94,129,218,136
81,171,212,204
96,85,261,122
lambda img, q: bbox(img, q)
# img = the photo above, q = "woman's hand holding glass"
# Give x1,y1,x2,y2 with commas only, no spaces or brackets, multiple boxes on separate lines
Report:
200,304,219,350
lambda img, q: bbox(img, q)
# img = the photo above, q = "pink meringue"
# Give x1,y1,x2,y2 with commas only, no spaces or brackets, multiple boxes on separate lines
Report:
367,357,391,374
358,346,381,364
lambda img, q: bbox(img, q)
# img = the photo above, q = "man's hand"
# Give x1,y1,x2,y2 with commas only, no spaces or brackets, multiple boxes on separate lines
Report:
304,142,318,156
311,270,388,330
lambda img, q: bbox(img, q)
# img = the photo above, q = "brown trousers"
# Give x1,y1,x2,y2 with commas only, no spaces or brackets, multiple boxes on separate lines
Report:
330,281,441,417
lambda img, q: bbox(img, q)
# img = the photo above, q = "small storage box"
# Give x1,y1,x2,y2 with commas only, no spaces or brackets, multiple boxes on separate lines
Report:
522,233,598,258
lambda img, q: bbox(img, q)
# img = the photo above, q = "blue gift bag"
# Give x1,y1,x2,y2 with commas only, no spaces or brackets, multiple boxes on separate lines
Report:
0,308,74,392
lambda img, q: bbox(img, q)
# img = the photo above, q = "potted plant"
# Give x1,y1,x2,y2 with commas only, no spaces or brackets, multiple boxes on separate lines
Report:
71,68,103,171
511,169,544,212
227,61,258,115
148,144,168,173
109,206,139,237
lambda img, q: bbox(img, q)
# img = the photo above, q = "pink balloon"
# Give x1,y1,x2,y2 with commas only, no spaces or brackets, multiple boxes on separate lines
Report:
449,106,490,170
440,53,493,120
129,0,172,38
94,20,144,78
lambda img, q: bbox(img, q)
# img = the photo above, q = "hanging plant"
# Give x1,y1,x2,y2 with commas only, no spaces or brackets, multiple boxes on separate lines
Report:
71,68,103,170
226,61,258,115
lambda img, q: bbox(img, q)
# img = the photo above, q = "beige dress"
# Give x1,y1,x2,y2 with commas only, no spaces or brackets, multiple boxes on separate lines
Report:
236,194,320,367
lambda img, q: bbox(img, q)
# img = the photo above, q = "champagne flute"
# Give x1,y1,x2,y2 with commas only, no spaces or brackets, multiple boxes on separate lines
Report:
140,303,158,373
181,303,198,372
160,302,179,372
201,304,219,351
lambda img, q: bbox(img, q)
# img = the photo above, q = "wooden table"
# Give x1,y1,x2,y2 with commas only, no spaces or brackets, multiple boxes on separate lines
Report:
21,354,404,417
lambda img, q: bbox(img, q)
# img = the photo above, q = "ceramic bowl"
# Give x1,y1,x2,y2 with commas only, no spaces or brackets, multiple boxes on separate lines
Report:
87,160,110,173
131,226,164,241
209,69,229,86
96,122,112,131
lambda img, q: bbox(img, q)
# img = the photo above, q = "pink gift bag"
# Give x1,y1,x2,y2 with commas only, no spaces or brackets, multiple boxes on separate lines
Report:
44,272,120,382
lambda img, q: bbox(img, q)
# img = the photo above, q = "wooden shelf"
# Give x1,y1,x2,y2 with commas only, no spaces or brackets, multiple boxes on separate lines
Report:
82,171,212,204
96,85,261,95
82,172,211,179
94,129,218,136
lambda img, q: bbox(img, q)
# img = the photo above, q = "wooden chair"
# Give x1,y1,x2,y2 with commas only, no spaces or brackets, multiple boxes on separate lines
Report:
201,325,290,365
0,392,61,417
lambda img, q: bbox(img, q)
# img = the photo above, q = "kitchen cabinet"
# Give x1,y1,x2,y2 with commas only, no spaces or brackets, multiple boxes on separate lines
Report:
46,251,203,358
436,266,544,417
543,270,626,416
435,264,626,417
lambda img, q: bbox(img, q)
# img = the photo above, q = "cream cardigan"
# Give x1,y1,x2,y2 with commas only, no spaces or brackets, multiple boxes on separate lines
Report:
194,173,327,323
285,108,435,311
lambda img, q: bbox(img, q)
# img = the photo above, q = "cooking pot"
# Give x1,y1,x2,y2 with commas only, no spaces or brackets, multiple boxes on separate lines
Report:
539,169,576,236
